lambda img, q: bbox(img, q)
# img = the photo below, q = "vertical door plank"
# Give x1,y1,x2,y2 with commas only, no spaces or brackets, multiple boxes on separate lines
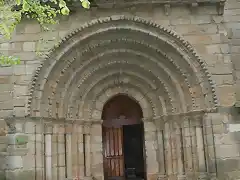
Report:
103,126,124,180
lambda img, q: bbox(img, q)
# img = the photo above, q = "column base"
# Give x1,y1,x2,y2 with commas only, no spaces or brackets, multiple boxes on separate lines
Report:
177,175,186,180
198,173,209,180
78,176,93,180
157,175,166,180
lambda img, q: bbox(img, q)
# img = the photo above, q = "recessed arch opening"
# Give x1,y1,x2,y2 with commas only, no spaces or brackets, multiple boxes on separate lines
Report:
101,94,146,180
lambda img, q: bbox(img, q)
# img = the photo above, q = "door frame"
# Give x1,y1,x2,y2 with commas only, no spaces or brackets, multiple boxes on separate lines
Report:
102,120,147,180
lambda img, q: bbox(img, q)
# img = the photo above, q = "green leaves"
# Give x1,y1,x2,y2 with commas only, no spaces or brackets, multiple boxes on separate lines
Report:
0,22,10,39
0,54,20,65
59,0,70,15
81,0,90,9
16,0,21,6
0,0,91,65
22,0,30,11
59,0,67,8
61,7,70,15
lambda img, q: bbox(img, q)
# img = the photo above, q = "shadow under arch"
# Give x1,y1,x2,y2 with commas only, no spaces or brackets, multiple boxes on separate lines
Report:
102,93,143,124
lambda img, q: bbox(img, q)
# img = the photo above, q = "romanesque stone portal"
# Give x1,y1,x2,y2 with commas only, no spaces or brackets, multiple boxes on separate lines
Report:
25,16,217,180
1,1,240,180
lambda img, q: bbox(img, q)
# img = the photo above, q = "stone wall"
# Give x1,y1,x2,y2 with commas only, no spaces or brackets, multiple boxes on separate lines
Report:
0,1,238,115
0,0,240,180
0,119,7,180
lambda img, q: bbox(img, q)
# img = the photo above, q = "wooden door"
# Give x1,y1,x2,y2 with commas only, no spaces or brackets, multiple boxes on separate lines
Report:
103,126,124,180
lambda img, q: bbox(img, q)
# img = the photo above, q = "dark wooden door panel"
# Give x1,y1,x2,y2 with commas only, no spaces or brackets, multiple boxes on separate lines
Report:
103,126,124,180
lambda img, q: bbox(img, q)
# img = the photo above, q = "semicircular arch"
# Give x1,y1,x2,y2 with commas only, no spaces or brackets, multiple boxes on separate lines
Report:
28,15,217,119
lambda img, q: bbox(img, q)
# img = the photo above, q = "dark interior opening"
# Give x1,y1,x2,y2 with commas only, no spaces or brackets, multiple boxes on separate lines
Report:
123,123,145,180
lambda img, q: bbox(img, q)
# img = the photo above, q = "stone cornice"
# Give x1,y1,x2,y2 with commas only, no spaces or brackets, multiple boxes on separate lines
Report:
68,0,226,15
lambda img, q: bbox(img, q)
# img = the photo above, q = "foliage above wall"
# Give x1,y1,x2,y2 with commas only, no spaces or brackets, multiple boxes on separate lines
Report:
0,0,90,65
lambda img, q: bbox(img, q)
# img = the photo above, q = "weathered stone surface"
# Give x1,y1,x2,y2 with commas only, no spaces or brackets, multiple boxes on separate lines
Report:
5,156,23,170
22,42,36,52
24,24,41,34
0,0,240,179
215,86,236,107
5,170,35,180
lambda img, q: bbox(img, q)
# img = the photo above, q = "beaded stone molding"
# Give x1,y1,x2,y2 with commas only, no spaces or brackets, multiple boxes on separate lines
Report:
28,15,218,120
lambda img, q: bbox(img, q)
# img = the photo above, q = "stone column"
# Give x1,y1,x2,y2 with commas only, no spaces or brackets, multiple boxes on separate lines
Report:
182,116,193,175
45,123,53,180
195,115,207,179
189,118,198,177
65,123,73,179
143,119,159,180
164,118,173,177
202,113,217,179
154,117,166,180
84,122,92,178
174,116,186,180
90,120,104,180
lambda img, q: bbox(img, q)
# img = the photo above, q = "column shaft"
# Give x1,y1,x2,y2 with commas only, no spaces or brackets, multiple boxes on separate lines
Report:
66,133,72,178
45,134,52,180
176,126,184,175
156,129,166,175
196,126,206,172
164,122,173,175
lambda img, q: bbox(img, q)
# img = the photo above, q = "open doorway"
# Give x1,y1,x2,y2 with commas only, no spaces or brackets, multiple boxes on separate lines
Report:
102,95,146,180
123,123,145,180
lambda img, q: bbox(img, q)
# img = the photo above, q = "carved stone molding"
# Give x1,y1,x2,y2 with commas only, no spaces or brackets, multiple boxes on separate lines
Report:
29,16,218,120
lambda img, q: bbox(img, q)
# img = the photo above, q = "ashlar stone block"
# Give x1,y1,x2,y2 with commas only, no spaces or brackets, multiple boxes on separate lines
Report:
5,156,23,170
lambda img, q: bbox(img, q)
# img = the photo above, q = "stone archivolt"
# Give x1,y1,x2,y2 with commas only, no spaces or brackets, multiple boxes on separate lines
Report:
28,15,217,120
